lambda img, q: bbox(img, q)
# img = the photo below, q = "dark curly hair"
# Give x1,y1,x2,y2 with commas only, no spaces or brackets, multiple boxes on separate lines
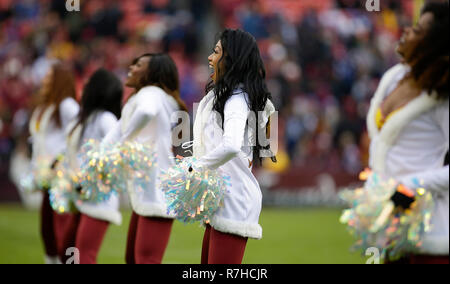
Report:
133,53,188,112
402,1,449,99
206,28,276,164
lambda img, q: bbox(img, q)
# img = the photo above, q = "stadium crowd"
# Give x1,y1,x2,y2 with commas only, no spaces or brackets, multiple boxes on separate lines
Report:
1,0,417,199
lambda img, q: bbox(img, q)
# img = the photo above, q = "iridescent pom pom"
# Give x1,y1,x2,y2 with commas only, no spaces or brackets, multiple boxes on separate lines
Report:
31,156,55,191
160,156,230,224
339,169,434,261
49,162,80,214
79,139,157,203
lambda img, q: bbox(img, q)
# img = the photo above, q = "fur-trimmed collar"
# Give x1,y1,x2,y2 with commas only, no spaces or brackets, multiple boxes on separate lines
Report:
367,64,439,173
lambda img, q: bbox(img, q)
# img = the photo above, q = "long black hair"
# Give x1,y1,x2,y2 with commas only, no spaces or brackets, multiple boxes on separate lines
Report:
69,68,123,140
402,1,449,98
133,53,188,112
206,28,276,164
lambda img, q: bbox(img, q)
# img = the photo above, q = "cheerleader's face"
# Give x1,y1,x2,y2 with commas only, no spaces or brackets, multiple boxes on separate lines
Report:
397,12,433,57
126,56,150,88
208,40,223,83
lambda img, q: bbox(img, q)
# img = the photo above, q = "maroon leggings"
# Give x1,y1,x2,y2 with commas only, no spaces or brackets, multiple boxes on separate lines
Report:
386,254,450,264
53,212,80,262
75,214,110,264
40,191,58,258
201,224,248,264
125,212,174,264
41,190,109,264
55,213,109,264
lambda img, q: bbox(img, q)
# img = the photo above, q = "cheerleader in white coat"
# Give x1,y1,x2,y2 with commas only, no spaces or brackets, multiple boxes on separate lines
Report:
61,69,123,264
195,29,277,264
29,63,79,264
102,53,187,264
367,2,449,264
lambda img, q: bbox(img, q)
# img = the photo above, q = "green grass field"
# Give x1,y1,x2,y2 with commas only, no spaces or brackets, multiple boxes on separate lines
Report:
0,204,365,264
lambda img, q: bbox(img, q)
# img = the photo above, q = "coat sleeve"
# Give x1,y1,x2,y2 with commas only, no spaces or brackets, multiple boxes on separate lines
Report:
102,120,122,145
99,112,119,139
60,97,80,130
197,93,249,170
120,92,159,142
400,100,449,193
102,91,159,145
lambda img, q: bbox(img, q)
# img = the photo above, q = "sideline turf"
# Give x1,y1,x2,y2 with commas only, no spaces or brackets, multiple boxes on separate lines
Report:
0,204,365,264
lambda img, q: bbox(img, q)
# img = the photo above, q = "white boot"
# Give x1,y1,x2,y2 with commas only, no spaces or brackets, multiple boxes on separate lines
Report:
45,255,62,264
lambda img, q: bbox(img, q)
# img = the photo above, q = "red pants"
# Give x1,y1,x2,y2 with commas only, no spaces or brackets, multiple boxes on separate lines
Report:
125,212,173,264
40,191,58,258
386,254,450,264
75,214,110,264
201,224,248,264
53,212,79,262
55,213,110,264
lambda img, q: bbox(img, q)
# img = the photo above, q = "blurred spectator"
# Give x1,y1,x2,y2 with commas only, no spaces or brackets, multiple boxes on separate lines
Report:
0,0,422,199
